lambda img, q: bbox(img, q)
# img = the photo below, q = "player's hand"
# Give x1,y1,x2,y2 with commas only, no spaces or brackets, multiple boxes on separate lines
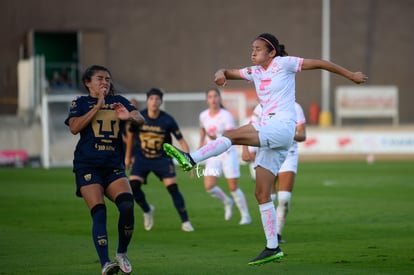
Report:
112,102,130,120
96,92,105,108
241,150,251,162
351,72,368,84
241,146,253,162
214,70,227,86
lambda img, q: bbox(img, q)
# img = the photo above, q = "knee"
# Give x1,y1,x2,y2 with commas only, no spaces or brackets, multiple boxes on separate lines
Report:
90,203,106,216
115,193,134,214
255,187,271,204
167,183,179,194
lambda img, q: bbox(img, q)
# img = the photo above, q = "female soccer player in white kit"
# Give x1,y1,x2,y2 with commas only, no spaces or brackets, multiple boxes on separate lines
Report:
163,32,367,265
199,88,251,225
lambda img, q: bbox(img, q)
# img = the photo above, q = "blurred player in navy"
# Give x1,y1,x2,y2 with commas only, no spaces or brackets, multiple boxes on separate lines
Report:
65,65,145,275
125,88,195,232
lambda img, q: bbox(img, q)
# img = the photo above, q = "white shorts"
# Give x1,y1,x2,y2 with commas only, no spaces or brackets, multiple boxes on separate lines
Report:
252,117,295,176
279,146,298,173
204,147,240,178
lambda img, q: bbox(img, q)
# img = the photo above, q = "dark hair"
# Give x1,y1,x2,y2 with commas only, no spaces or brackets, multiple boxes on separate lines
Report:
256,33,288,57
146,88,164,100
205,87,225,109
82,65,115,95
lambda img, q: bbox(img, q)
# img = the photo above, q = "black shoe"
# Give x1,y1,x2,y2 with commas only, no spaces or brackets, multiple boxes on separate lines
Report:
248,246,284,266
278,234,286,244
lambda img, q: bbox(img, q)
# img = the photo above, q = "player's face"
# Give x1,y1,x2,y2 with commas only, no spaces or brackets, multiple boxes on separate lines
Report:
86,70,111,97
147,95,162,112
206,90,221,110
251,40,274,66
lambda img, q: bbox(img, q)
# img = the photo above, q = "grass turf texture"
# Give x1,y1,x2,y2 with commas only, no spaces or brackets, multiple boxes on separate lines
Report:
0,161,413,274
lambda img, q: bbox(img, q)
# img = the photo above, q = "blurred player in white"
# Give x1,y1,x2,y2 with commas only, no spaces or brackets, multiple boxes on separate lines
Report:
242,101,306,242
199,88,252,225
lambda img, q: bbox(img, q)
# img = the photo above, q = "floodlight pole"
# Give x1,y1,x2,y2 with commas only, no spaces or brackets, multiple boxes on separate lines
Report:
320,0,332,127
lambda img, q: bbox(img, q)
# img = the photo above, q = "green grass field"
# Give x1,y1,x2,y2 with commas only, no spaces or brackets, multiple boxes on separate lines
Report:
1,161,413,274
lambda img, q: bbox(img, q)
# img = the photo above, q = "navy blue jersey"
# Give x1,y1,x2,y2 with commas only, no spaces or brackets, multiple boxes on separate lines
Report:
129,109,183,159
65,94,136,171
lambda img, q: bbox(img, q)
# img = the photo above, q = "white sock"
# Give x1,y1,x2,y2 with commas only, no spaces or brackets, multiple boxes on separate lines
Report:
276,191,291,236
208,186,231,204
259,201,278,249
231,188,250,218
190,136,232,163
249,163,256,180
270,193,277,202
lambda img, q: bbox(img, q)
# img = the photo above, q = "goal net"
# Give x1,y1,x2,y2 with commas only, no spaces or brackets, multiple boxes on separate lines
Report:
41,91,248,168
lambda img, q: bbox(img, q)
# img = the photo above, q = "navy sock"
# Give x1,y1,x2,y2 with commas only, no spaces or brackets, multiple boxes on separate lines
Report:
167,183,189,222
115,193,134,254
130,179,151,212
91,204,109,266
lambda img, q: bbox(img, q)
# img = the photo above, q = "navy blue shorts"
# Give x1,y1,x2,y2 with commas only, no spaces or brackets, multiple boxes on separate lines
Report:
74,167,126,197
130,156,176,182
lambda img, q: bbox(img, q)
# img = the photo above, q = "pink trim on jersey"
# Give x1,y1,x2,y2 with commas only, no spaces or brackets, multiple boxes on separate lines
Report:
297,119,306,125
239,69,246,79
297,57,303,72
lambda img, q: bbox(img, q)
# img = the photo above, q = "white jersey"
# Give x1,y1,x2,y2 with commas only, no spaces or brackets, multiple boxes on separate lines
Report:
240,56,303,123
199,108,235,142
199,108,240,178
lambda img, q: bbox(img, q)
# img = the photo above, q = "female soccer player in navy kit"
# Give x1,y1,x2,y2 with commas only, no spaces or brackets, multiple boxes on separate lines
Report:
163,33,368,265
65,65,145,275
125,88,194,232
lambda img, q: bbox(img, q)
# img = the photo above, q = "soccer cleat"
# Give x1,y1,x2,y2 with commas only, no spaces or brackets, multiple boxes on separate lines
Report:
247,247,284,266
163,143,195,171
143,204,155,231
239,215,252,225
102,261,119,275
115,253,132,274
224,199,234,221
181,221,195,232
278,234,286,244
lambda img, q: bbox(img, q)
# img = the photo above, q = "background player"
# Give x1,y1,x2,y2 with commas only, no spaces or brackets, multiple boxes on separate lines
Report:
198,88,251,225
125,88,194,232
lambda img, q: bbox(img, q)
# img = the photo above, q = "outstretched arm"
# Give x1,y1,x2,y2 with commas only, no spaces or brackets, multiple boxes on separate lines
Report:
301,59,368,84
214,69,244,86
